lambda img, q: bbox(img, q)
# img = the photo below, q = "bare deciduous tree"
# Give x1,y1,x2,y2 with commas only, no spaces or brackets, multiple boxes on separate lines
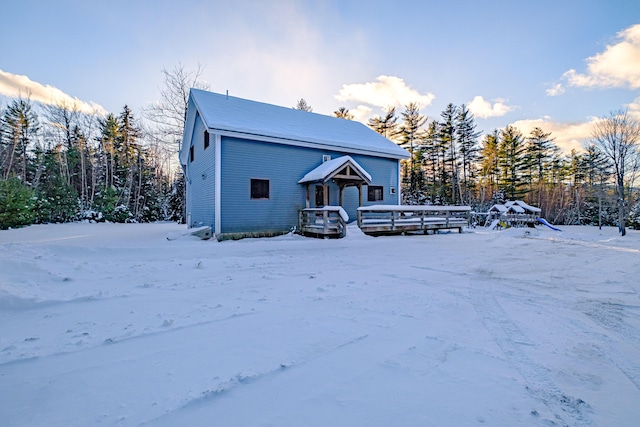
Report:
591,110,640,235
143,63,210,152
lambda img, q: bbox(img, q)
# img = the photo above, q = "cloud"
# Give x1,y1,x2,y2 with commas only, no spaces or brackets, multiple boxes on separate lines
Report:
205,1,371,117
0,69,107,115
348,105,373,122
335,75,435,109
546,83,565,97
510,116,599,154
467,96,515,118
561,23,640,90
627,96,640,121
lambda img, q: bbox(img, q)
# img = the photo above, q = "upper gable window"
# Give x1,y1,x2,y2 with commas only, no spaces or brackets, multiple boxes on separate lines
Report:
204,130,210,149
189,145,195,163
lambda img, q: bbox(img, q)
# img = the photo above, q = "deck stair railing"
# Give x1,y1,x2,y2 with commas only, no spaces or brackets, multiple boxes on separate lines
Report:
298,207,347,238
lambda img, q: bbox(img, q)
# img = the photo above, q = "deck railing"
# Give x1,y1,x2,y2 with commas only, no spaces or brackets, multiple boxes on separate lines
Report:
299,207,348,238
357,205,470,235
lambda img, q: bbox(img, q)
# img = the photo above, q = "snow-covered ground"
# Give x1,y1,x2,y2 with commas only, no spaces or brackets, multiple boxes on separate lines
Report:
1,222,639,426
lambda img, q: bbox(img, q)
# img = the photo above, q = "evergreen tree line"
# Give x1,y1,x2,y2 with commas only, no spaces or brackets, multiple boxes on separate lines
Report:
0,97,184,229
360,103,640,228
2,81,639,231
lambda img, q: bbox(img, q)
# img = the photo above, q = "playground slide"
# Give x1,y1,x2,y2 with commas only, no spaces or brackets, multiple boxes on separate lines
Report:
537,217,562,231
487,219,500,230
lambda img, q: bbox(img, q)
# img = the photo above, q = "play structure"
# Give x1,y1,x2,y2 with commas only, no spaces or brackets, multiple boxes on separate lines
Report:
537,217,562,231
482,200,560,231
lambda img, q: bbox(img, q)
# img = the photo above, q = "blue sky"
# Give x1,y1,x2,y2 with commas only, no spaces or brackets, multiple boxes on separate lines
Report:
2,0,640,152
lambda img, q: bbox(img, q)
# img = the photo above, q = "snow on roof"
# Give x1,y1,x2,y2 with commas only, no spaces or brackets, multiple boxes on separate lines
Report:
298,156,372,184
189,89,409,159
490,204,509,213
511,200,542,213
491,204,526,213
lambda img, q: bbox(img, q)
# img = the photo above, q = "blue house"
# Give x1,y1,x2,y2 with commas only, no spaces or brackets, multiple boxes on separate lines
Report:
179,89,409,239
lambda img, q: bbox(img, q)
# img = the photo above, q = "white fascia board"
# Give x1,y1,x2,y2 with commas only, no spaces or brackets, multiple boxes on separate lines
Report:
210,129,408,160
179,97,198,166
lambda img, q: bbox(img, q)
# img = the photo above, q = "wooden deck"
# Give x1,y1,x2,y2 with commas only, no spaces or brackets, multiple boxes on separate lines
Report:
357,205,471,235
298,207,347,238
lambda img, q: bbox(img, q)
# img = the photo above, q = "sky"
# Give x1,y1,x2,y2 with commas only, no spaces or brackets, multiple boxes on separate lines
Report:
2,0,640,153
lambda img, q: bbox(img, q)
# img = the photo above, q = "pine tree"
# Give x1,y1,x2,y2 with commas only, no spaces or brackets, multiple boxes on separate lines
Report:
98,113,120,190
368,107,400,140
579,143,612,228
455,104,481,204
478,130,500,205
0,178,36,229
498,125,527,200
116,105,142,214
333,107,353,120
293,98,313,112
525,127,557,183
399,103,426,202
0,98,39,182
439,104,459,203
420,121,441,203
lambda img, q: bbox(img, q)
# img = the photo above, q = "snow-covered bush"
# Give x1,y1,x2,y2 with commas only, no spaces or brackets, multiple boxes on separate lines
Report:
110,205,134,223
0,178,36,229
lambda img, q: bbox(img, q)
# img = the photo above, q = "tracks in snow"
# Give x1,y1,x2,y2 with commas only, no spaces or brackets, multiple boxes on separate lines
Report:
469,278,596,427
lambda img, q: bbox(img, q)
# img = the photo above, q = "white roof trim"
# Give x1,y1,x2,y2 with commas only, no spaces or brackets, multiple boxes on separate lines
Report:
298,155,372,184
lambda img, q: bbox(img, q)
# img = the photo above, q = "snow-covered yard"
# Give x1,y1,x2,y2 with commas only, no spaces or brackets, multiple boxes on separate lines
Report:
1,222,639,426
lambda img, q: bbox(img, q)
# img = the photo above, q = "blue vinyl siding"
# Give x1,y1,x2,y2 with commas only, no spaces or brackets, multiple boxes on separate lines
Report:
219,137,400,233
185,114,216,228
220,137,307,233
349,155,400,207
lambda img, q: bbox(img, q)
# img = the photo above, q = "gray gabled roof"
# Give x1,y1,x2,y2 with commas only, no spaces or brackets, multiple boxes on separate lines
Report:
188,89,409,159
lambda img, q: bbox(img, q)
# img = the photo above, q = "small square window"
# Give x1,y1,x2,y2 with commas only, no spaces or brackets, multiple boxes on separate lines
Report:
204,131,210,149
189,145,194,162
251,179,269,199
368,185,384,202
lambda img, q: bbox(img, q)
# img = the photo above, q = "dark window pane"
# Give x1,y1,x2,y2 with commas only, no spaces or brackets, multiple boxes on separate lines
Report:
315,185,329,207
368,185,383,202
251,179,269,199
